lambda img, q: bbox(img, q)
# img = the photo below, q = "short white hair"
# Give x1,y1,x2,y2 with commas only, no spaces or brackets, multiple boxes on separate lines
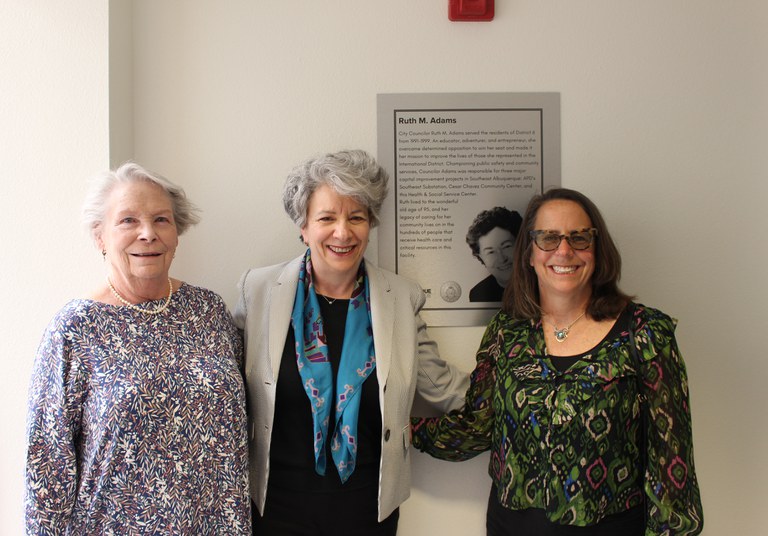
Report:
282,150,389,230
82,162,201,243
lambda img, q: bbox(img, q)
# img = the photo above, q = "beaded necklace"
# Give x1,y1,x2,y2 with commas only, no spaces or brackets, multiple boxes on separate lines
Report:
107,277,173,315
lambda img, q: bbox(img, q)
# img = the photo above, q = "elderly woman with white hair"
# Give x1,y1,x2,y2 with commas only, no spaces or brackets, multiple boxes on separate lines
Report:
25,163,250,534
235,149,469,535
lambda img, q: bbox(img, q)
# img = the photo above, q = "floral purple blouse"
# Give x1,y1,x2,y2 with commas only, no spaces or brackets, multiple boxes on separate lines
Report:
25,284,250,535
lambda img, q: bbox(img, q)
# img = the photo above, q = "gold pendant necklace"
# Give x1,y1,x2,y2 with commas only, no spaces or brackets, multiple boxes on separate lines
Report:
107,277,173,315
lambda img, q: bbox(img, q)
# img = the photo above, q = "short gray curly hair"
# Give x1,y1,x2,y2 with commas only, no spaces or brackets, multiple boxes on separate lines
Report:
282,150,389,231
82,162,201,243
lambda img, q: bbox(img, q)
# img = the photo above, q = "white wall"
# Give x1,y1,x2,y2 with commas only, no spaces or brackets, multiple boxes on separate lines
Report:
2,0,766,534
0,1,110,534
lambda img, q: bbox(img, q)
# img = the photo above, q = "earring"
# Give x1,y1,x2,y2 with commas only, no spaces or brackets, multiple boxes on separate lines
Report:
102,250,106,260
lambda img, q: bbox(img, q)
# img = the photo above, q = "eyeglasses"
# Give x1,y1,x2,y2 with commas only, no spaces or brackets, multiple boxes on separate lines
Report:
530,228,597,251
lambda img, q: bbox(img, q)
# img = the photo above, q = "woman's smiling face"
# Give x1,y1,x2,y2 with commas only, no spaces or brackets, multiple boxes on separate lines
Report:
529,199,595,301
97,180,178,289
477,226,516,286
300,184,370,285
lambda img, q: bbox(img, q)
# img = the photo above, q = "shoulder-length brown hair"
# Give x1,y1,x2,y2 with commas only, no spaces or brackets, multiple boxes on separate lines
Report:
503,188,633,321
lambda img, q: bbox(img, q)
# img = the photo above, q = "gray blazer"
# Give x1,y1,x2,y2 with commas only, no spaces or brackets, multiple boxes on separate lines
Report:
234,255,469,521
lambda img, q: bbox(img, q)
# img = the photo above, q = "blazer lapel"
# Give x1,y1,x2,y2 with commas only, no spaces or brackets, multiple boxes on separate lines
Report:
269,257,301,381
366,260,394,387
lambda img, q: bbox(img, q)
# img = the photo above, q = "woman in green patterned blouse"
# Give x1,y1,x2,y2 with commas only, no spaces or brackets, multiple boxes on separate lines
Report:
412,188,703,535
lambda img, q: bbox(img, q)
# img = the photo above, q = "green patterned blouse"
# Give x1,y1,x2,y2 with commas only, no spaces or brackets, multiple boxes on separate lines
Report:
412,304,703,535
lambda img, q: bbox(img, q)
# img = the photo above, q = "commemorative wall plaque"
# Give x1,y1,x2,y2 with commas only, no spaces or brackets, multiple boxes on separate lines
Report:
377,92,561,326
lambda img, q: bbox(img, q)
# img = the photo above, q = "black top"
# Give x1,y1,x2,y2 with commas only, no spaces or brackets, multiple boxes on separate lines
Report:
469,274,505,302
268,296,382,492
548,307,632,373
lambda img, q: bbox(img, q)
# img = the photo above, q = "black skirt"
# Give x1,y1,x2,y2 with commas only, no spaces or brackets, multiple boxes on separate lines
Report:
486,485,644,536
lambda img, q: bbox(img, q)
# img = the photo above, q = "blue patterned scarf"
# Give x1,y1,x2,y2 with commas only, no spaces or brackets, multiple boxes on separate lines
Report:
290,250,376,483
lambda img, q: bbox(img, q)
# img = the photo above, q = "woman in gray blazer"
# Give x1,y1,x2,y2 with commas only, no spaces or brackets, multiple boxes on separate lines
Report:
234,150,469,535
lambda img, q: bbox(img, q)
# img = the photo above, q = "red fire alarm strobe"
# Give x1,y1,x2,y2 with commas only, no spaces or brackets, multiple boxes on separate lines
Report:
449,0,494,21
